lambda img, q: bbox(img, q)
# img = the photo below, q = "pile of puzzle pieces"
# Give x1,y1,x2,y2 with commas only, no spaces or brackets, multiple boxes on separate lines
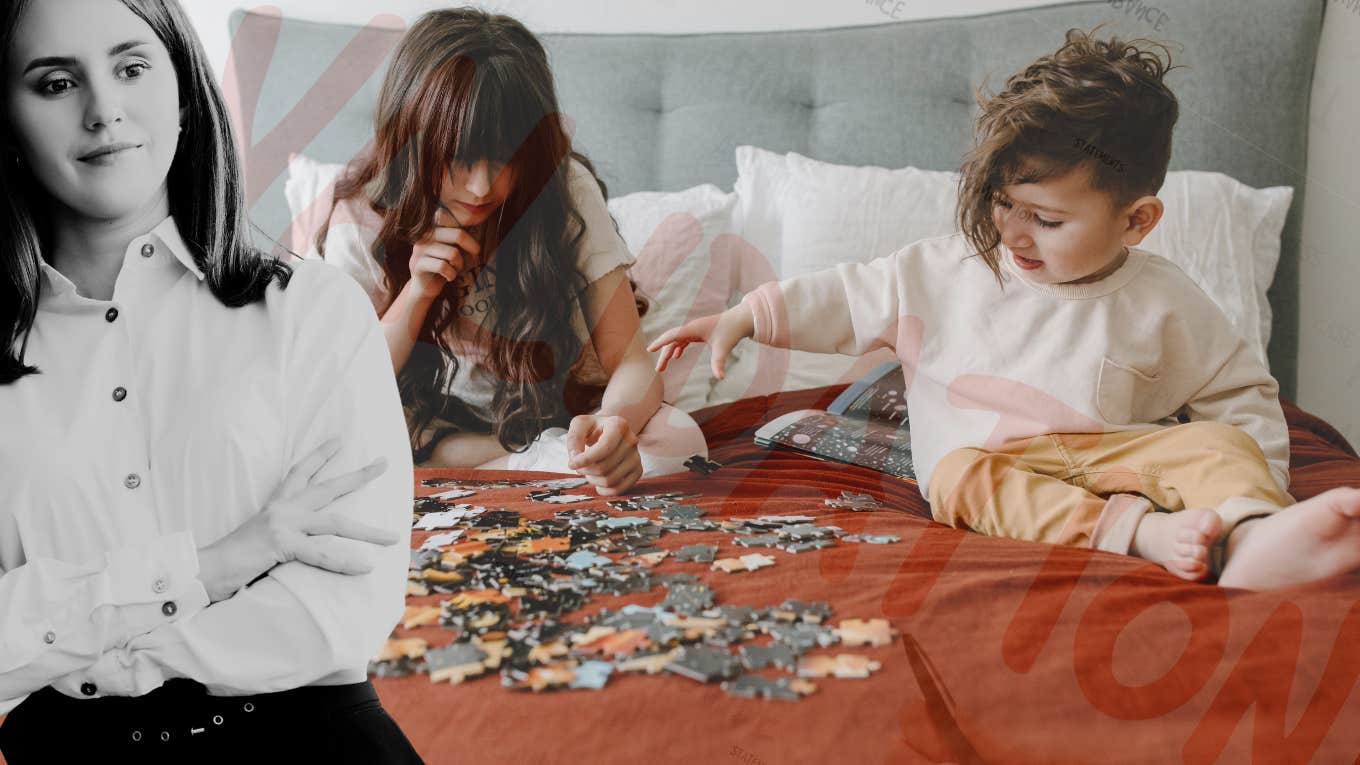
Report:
371,479,900,700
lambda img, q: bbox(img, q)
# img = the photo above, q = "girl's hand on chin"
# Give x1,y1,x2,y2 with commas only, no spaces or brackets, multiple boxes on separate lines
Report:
564,414,642,496
408,210,484,299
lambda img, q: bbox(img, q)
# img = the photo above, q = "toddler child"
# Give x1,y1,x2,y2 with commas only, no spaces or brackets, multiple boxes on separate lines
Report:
650,30,1360,590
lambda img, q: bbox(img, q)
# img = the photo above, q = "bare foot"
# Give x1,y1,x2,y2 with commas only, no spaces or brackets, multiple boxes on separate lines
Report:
1130,508,1221,581
1218,488,1360,590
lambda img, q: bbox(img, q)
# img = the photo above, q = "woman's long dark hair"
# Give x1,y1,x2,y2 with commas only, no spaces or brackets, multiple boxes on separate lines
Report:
0,0,290,384
329,8,608,458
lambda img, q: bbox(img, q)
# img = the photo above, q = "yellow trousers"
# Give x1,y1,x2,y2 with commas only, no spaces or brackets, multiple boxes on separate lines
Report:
927,421,1293,554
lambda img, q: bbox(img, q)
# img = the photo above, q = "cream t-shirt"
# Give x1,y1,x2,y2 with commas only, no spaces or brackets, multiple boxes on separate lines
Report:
743,232,1291,498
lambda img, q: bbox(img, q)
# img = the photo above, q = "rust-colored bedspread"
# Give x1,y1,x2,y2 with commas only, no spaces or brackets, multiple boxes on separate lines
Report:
373,386,1360,764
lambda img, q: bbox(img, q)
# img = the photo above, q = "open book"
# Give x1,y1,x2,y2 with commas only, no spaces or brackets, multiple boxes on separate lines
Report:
753,361,915,480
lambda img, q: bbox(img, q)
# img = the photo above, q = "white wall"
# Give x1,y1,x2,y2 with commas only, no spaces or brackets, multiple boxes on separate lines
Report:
183,0,1360,450
1299,1,1360,450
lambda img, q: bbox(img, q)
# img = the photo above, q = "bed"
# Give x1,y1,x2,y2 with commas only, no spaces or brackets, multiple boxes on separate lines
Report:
216,1,1360,762
387,386,1360,763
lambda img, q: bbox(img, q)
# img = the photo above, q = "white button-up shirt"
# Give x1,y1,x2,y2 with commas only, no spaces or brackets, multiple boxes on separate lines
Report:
0,217,412,713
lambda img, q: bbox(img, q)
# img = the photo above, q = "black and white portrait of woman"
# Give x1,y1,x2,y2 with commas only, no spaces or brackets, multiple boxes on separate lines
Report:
0,0,421,761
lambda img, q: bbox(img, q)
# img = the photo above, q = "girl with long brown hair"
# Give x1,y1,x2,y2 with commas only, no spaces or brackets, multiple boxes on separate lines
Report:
320,7,705,494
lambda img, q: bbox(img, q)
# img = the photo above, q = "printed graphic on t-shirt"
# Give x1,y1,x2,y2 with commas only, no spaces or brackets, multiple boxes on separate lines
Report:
454,263,497,321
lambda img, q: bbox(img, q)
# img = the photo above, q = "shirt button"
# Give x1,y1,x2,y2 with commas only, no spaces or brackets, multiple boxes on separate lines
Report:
152,577,169,594
80,682,97,696
43,630,56,644
140,243,155,258
161,601,178,617
124,473,141,490
105,307,119,323
112,387,128,402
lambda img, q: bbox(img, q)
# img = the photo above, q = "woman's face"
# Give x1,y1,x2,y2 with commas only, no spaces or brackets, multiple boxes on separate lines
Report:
440,159,517,227
5,0,181,222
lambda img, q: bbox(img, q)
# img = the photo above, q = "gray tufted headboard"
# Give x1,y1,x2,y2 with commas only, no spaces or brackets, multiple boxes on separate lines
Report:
227,0,1322,398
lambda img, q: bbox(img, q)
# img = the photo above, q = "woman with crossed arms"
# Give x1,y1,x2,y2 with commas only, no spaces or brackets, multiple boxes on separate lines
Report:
0,0,420,761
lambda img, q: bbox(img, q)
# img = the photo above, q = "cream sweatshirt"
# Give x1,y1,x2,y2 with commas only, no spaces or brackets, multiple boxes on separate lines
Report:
742,233,1290,499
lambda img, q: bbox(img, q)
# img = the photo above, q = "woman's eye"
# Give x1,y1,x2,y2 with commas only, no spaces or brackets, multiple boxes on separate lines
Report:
39,76,76,95
119,60,150,79
1035,217,1062,229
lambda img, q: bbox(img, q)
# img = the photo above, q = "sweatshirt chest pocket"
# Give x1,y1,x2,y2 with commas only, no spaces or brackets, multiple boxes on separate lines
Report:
1095,357,1172,425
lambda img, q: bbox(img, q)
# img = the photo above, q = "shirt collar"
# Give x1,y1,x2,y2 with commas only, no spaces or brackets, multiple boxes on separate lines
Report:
1001,245,1148,300
39,215,205,301
150,216,207,282
37,262,78,301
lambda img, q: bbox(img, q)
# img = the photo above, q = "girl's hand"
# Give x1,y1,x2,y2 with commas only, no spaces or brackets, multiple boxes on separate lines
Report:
646,304,756,380
407,209,483,300
564,414,642,496
196,438,399,602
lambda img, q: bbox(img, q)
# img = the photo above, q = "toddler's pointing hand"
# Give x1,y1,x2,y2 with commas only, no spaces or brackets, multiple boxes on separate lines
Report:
646,303,755,381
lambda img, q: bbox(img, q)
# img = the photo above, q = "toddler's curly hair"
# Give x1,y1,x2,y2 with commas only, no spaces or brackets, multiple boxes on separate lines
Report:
957,28,1180,284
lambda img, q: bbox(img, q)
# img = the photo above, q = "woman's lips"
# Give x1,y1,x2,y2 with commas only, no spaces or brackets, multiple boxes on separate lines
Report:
1012,252,1044,270
457,200,492,215
78,142,140,165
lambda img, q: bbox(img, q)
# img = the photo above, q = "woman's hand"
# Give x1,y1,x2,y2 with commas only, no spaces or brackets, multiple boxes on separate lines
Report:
565,414,642,496
407,208,483,300
646,303,756,380
196,438,400,602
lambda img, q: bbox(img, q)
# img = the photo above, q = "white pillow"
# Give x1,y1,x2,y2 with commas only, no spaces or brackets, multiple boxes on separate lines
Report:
1139,171,1292,362
732,145,960,279
608,186,740,412
282,153,347,258
711,146,1291,407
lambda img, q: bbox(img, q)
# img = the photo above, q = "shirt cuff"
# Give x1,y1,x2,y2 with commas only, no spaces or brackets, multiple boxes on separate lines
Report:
100,531,209,652
742,283,786,347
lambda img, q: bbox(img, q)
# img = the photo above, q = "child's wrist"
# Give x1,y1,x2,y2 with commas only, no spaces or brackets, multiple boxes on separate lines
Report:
399,279,438,312
381,283,434,334
730,303,756,340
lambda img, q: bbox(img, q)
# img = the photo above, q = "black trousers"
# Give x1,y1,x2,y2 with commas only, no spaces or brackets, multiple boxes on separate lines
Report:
0,678,424,764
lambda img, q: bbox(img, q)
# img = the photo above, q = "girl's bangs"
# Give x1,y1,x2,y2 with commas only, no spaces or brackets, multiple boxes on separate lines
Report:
449,56,543,168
